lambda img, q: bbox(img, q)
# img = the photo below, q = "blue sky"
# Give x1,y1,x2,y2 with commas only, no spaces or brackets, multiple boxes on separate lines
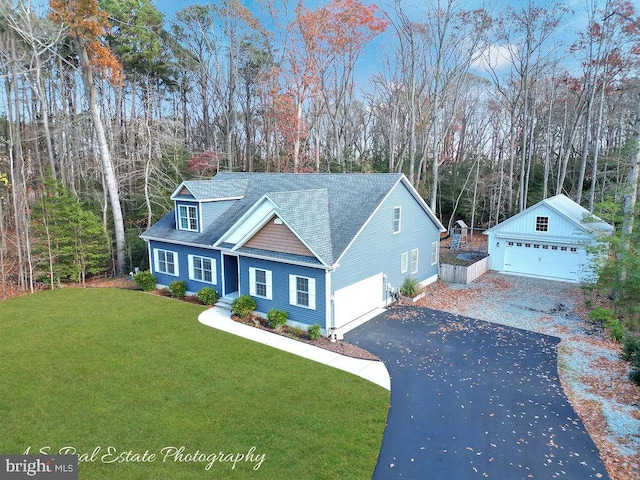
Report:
150,0,586,79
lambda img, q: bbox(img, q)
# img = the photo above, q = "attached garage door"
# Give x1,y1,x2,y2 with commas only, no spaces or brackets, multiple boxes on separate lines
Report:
504,241,584,282
333,274,383,330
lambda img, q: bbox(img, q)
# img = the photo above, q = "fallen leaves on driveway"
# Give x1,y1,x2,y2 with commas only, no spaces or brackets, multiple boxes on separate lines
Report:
414,273,640,480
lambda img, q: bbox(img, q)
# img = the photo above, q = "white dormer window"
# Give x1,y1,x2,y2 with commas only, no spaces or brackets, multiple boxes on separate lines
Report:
178,205,198,231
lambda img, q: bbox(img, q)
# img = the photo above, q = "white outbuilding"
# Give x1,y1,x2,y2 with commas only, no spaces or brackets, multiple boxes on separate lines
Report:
484,194,614,283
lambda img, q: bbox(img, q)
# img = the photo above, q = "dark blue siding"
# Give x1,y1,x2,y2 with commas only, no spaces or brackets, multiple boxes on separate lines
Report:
238,256,326,328
149,240,222,295
333,182,440,295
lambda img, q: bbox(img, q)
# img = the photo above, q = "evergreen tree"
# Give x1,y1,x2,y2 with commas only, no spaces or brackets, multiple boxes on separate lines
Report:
31,180,110,286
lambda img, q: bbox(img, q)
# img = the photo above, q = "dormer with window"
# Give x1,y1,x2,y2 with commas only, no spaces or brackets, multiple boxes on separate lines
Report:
178,204,199,231
170,179,247,234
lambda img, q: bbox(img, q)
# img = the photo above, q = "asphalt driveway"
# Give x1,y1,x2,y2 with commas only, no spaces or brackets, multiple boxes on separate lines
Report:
347,306,610,479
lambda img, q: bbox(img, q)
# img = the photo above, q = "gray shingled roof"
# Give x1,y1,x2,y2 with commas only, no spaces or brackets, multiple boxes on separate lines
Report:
143,172,408,265
265,189,332,263
171,179,248,201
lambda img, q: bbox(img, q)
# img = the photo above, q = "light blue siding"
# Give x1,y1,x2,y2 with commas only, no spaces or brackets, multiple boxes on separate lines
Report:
332,182,440,296
238,256,326,327
149,240,222,295
486,203,606,282
490,204,590,239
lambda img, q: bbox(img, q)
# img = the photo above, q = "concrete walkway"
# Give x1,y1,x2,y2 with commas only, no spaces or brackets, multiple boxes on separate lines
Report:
198,307,390,390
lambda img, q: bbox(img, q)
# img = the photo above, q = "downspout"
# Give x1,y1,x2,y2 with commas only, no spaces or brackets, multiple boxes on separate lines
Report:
145,239,153,273
326,267,338,342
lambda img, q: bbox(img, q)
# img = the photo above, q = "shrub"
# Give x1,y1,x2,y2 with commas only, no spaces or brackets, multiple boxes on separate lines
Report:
168,280,187,298
400,277,421,297
197,287,219,306
133,270,156,291
620,335,640,362
231,295,256,318
289,326,303,338
588,306,614,324
629,366,640,386
267,309,288,330
307,324,321,340
606,318,626,342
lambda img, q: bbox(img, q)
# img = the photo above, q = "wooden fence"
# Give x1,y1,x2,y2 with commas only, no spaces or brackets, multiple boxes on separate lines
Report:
439,256,489,284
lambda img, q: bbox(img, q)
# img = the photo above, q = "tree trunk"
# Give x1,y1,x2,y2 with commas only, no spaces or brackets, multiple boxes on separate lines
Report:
618,93,640,281
589,81,606,212
75,39,126,274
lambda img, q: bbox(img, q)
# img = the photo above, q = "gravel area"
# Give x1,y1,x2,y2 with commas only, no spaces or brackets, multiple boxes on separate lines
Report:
414,272,640,480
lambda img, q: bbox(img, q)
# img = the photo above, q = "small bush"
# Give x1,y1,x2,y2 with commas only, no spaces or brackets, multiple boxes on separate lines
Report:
289,326,303,338
400,277,421,297
267,309,288,330
629,366,640,386
606,318,626,342
133,270,156,291
197,287,219,306
168,280,187,298
307,324,321,340
588,306,614,324
621,335,640,362
231,295,256,319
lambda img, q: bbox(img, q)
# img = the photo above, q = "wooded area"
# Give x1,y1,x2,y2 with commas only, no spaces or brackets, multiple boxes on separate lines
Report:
0,0,639,327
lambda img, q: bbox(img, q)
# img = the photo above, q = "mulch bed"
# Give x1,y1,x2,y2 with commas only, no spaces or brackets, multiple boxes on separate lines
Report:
229,313,380,361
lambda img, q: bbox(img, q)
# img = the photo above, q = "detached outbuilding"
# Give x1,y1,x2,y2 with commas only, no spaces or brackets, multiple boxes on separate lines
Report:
484,194,613,283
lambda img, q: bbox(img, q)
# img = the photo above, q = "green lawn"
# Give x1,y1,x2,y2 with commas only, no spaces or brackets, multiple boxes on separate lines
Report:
0,288,388,479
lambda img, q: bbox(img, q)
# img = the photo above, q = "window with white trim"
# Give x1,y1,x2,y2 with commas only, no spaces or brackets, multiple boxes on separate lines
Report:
401,252,408,274
289,275,316,310
189,255,216,284
536,216,549,232
249,267,272,299
155,249,178,276
178,204,198,231
392,207,401,234
411,248,419,274
431,242,438,265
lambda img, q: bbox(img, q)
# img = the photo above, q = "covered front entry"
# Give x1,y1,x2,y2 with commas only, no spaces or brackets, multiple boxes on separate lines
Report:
333,273,384,332
503,241,583,282
223,255,239,296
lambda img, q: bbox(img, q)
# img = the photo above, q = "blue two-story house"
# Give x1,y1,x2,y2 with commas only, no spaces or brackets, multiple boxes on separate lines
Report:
141,173,445,337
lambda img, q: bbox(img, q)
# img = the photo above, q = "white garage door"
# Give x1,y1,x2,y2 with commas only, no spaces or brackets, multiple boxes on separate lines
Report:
333,274,383,330
504,241,584,282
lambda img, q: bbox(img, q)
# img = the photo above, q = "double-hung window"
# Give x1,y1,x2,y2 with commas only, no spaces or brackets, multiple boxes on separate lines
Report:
178,204,198,231
392,207,401,234
411,248,419,274
189,255,216,284
289,275,316,310
249,267,272,299
401,252,408,274
431,242,438,265
155,249,178,276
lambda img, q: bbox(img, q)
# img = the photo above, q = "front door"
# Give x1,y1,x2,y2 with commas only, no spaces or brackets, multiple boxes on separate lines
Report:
223,255,239,296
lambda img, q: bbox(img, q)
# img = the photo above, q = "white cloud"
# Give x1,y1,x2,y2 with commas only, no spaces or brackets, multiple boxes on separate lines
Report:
473,43,514,73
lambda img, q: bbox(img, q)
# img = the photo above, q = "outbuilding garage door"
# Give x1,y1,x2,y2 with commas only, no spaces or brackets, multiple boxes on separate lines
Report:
333,274,383,330
504,241,584,282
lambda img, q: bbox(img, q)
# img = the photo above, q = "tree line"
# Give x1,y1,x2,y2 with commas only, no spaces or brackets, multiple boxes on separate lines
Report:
0,0,639,327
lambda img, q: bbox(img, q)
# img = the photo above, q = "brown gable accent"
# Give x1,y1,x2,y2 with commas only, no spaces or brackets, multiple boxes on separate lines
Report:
245,215,315,257
179,186,193,197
